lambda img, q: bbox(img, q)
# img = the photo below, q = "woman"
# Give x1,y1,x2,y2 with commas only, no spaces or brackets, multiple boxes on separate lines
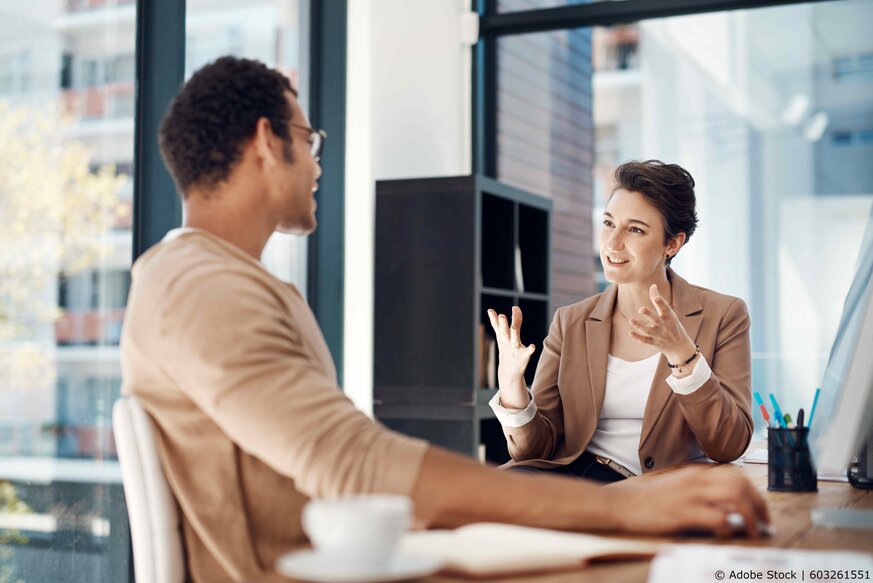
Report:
487,160,752,482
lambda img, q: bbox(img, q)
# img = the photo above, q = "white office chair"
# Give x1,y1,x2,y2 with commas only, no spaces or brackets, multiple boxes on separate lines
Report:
113,396,186,583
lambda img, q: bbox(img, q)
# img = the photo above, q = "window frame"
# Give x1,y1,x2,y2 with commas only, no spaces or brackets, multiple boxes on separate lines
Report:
472,0,844,176
129,2,346,577
132,0,346,382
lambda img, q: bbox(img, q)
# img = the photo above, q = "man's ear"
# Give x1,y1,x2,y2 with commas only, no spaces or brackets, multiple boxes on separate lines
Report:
668,232,687,256
252,117,280,167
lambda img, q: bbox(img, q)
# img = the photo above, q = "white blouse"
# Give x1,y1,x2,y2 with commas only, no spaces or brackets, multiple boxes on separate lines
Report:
586,353,661,475
490,352,712,475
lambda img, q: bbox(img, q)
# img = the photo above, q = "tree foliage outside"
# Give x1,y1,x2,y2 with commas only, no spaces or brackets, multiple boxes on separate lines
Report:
0,101,126,392
0,101,126,581
0,480,31,583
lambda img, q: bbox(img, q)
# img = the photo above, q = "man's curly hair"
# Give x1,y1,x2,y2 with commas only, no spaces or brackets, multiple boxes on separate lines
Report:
159,56,297,197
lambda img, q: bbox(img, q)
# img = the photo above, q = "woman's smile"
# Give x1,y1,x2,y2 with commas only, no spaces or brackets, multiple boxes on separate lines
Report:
605,254,630,266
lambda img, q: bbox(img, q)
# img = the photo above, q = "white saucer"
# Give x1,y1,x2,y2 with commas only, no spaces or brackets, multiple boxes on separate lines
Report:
276,550,443,583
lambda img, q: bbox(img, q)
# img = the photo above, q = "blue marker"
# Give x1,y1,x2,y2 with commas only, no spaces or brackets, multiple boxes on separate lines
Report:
808,387,821,429
769,393,788,429
753,391,765,408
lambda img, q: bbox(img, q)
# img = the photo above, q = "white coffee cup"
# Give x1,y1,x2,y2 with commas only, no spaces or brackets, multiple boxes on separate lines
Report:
302,494,412,571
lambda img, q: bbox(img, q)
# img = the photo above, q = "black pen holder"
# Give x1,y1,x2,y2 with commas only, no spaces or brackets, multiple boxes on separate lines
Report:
768,427,817,492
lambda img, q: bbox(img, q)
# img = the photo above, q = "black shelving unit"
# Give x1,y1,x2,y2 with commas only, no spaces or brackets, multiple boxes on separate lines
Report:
374,174,551,464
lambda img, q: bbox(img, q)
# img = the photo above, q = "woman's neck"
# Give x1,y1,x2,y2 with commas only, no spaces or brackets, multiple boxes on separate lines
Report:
615,270,672,320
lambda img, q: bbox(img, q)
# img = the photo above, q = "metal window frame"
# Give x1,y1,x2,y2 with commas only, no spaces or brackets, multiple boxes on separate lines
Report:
473,0,498,176
472,0,843,175
133,0,346,382
471,0,847,402
132,0,185,260
130,1,346,577
307,0,347,385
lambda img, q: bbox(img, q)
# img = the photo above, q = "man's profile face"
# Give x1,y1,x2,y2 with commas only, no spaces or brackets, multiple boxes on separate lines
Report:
270,92,321,235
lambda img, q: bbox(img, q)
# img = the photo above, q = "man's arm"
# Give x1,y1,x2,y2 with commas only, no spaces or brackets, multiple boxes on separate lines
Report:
157,269,429,499
159,268,768,538
411,446,770,538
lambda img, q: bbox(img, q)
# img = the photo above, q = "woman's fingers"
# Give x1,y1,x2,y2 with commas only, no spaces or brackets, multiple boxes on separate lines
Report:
498,313,511,339
630,313,669,346
638,306,659,323
488,309,503,344
486,309,501,336
649,284,668,318
628,330,654,344
511,305,523,333
510,327,521,348
628,317,658,335
488,309,512,346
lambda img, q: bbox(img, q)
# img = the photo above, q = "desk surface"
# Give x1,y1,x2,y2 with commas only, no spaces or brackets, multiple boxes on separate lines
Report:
425,461,873,583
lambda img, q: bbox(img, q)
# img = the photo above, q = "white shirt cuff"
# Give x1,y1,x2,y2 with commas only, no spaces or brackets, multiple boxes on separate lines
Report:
665,354,712,395
488,389,538,428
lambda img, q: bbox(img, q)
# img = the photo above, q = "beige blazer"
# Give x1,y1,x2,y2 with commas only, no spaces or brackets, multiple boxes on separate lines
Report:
503,269,753,473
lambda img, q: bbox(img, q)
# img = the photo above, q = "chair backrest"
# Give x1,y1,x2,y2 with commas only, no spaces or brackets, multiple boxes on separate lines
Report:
113,396,185,583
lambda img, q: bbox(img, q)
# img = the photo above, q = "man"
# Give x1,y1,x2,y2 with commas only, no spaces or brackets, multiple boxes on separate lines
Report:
121,57,769,583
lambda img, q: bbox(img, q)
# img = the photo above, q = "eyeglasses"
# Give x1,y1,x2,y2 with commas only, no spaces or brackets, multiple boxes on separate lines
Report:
266,117,327,162
290,123,327,162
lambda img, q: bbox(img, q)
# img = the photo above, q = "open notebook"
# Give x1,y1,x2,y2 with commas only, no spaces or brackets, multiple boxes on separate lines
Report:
399,523,661,578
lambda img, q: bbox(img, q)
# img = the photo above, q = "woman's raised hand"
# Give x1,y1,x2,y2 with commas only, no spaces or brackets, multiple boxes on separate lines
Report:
487,306,536,408
627,284,697,366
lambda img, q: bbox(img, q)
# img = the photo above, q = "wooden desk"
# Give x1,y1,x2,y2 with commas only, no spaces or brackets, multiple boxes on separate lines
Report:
425,462,873,583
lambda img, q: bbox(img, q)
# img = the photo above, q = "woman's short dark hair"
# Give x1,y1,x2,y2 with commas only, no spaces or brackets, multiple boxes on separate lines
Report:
612,160,699,266
158,56,297,196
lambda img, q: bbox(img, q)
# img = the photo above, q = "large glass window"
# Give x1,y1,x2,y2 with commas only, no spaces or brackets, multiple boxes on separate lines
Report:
186,0,307,289
493,0,873,433
1,1,313,580
0,1,136,580
495,27,596,309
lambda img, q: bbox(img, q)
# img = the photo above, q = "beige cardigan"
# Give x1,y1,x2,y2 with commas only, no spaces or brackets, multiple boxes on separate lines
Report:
121,229,428,582
503,269,753,472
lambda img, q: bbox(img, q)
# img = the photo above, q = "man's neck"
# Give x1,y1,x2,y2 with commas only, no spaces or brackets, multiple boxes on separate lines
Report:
183,187,275,261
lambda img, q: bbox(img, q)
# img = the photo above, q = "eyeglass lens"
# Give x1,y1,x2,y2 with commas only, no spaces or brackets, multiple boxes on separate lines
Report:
311,134,322,160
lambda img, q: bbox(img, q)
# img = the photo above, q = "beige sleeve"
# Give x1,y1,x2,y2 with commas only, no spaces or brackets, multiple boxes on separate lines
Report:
155,268,428,498
675,298,754,462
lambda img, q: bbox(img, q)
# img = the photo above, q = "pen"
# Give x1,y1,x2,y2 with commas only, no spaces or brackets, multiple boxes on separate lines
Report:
797,408,805,429
753,392,773,427
808,387,821,428
784,413,793,427
769,393,788,429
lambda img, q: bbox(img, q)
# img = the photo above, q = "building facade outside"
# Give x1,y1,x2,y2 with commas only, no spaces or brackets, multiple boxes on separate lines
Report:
0,1,302,580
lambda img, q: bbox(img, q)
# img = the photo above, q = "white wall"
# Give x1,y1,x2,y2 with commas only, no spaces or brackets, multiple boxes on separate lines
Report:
344,0,472,414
